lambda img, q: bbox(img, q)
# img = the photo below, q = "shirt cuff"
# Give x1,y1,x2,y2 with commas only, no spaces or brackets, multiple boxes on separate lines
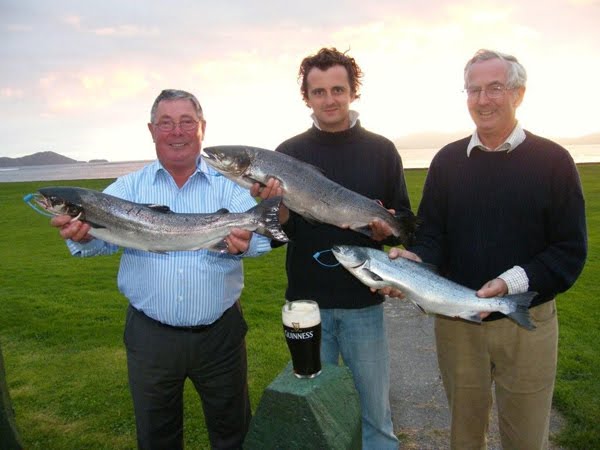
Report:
66,238,104,257
498,266,529,294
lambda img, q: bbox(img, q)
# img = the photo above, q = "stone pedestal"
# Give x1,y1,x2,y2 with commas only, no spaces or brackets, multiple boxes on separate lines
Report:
0,343,23,450
245,363,361,450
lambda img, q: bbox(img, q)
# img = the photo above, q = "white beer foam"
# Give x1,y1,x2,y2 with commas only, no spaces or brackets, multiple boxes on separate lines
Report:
282,300,321,328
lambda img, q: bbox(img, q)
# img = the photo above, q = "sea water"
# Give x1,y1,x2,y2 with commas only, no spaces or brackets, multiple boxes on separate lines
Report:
1,144,599,183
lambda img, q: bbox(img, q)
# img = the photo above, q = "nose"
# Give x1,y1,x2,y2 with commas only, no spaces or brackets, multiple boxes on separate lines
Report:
323,91,336,105
475,91,492,104
170,123,186,134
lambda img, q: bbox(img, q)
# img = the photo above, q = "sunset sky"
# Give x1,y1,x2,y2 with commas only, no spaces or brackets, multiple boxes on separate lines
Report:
2,0,599,162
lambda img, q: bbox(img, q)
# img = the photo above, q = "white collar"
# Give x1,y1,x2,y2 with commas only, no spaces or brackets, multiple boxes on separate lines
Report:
467,122,526,156
311,110,360,130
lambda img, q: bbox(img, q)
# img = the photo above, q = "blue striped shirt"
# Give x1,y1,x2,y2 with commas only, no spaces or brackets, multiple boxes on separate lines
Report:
66,158,272,326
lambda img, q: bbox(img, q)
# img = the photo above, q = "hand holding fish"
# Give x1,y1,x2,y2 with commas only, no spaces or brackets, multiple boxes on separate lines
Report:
250,178,289,224
224,228,252,255
476,278,509,319
50,214,94,243
369,215,395,242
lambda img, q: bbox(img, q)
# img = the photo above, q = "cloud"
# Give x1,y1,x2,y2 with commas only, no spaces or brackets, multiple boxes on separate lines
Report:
1,88,24,98
5,24,33,32
38,65,158,114
91,24,159,37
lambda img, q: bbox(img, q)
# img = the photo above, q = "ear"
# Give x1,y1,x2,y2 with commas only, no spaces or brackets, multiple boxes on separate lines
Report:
512,86,526,108
147,123,156,142
200,119,207,141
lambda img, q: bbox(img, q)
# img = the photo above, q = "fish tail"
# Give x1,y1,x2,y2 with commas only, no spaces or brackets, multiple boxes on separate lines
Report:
506,292,537,330
393,209,422,247
250,196,289,242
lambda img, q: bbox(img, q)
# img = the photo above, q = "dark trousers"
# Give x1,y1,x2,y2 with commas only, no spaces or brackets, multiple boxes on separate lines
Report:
123,303,251,450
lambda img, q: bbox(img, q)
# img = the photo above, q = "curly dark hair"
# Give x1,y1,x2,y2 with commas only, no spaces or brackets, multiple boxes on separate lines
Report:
298,47,363,103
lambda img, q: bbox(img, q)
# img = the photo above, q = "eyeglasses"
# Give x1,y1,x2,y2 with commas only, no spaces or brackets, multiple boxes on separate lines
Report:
463,86,514,99
154,118,200,132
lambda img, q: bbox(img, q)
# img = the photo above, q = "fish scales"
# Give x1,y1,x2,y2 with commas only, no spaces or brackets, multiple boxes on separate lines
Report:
31,186,288,253
202,145,419,246
332,245,536,330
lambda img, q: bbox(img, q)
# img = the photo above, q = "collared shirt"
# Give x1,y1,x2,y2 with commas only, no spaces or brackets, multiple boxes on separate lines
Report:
311,110,360,130
466,122,529,294
467,122,527,156
66,158,272,326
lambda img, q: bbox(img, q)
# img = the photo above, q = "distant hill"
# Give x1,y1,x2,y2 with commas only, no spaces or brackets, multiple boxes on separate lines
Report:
0,151,81,167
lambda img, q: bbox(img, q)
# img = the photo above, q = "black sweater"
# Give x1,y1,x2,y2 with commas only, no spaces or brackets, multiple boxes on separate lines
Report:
276,122,411,309
410,131,587,320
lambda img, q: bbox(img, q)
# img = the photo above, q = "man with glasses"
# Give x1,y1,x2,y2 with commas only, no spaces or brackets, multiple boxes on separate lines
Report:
386,49,587,449
50,89,271,449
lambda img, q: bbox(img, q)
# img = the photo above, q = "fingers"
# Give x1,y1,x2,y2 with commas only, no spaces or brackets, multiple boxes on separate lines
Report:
51,215,93,242
252,178,284,200
249,183,262,197
225,228,252,254
371,286,406,299
388,247,421,262
369,219,394,242
476,278,508,298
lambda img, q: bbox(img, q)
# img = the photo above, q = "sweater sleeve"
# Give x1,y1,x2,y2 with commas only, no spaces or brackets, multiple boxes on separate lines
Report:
522,151,587,296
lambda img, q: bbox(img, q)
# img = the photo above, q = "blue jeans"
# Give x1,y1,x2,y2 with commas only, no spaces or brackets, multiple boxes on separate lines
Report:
320,304,399,450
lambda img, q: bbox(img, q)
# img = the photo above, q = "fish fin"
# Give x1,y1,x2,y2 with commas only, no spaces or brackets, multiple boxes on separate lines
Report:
354,225,374,237
146,204,173,213
393,209,422,247
409,300,429,315
250,196,289,242
505,292,537,330
456,312,483,323
359,267,385,283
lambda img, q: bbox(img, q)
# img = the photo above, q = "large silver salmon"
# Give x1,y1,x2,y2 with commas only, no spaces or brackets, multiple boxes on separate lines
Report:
332,245,535,330
202,145,419,247
30,186,288,253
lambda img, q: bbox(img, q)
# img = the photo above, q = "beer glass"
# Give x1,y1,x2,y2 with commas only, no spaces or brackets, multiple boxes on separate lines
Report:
282,300,322,379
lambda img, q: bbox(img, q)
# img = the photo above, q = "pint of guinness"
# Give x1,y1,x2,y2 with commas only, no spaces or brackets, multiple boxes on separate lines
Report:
282,300,322,379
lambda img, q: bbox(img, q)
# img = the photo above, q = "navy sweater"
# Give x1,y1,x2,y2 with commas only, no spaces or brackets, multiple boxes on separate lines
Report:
275,122,411,309
410,131,587,321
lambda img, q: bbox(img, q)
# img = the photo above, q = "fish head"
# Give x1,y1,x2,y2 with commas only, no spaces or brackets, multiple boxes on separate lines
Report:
331,245,369,269
34,186,85,218
202,145,254,177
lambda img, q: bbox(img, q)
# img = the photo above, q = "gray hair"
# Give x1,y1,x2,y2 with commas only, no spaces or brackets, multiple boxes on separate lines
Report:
150,89,204,123
464,49,527,89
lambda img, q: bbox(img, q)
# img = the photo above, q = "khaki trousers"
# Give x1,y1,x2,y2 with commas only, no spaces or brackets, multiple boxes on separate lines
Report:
435,300,558,450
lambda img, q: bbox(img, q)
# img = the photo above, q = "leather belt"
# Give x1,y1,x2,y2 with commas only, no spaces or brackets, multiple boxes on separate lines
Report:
132,304,233,332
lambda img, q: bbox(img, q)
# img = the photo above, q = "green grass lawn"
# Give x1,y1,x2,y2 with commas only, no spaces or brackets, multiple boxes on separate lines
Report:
1,165,598,449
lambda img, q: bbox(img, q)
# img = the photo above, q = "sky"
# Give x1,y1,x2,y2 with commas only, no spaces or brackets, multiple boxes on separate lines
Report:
2,0,600,162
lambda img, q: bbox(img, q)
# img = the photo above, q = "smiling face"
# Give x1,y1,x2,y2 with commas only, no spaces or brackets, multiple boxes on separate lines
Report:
466,58,525,149
305,65,356,133
147,98,206,175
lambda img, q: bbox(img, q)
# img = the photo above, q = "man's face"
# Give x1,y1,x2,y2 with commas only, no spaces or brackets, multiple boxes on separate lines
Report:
305,65,356,133
147,99,206,172
466,58,525,146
